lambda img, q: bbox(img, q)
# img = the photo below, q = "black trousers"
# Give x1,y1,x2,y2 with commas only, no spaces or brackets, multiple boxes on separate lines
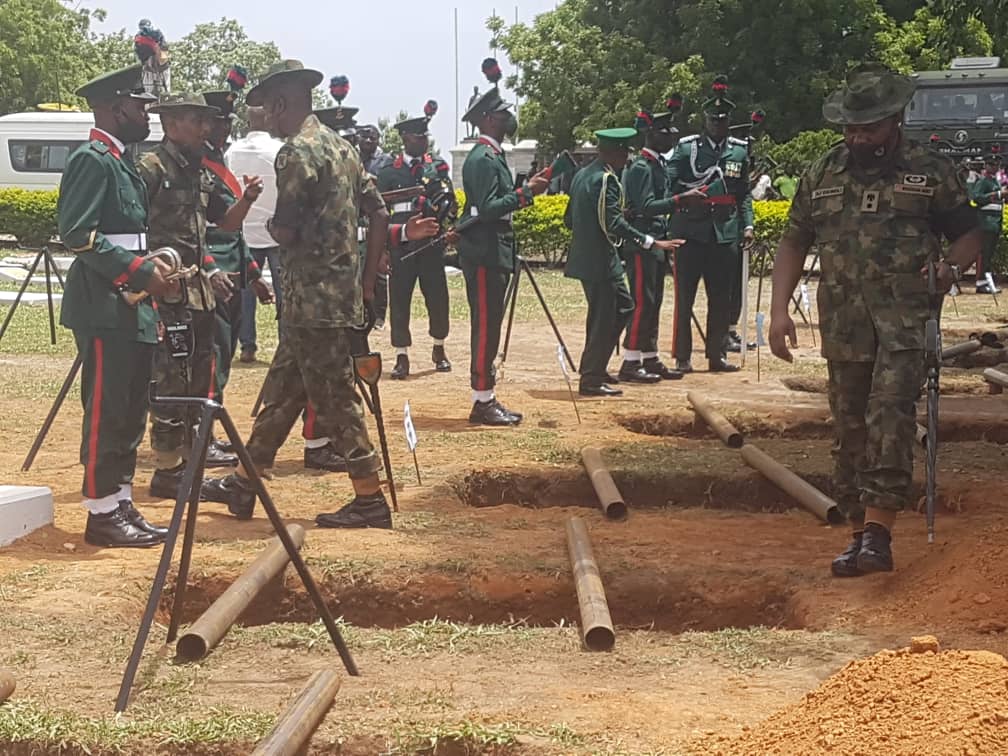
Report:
461,260,509,392
978,229,999,279
75,332,154,499
671,239,733,362
622,251,665,354
579,276,634,386
389,251,450,348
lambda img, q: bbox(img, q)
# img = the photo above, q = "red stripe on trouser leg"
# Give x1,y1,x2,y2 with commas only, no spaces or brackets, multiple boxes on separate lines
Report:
670,250,679,358
476,267,488,391
628,254,644,350
208,353,216,399
85,338,104,498
303,404,317,439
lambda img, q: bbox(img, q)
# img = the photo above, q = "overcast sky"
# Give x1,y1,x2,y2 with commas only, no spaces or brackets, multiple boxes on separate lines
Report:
88,0,559,155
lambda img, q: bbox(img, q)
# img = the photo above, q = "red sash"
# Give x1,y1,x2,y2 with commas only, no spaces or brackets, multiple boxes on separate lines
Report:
201,155,242,199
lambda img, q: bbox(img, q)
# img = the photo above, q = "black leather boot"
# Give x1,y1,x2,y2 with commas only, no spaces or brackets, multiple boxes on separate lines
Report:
304,445,348,472
391,353,410,380
85,508,163,548
432,345,451,372
831,532,864,578
856,523,894,573
199,474,256,520
316,491,393,529
119,500,168,538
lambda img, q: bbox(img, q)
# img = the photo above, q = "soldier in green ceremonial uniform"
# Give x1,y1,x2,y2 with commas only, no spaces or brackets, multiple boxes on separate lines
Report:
202,82,274,414
770,63,982,576
619,99,701,383
137,93,264,504
58,65,171,548
565,128,684,396
202,60,394,529
458,58,549,425
968,155,1005,293
378,104,455,380
667,76,754,373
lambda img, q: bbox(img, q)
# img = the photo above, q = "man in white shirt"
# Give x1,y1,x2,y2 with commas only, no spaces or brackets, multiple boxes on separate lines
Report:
226,106,283,362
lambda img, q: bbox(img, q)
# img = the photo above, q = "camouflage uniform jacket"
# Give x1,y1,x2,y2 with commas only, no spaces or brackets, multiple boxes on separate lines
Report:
137,140,228,311
272,114,384,328
784,139,978,361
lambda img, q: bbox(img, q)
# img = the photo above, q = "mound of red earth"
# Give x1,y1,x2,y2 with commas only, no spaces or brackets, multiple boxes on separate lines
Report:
704,636,1008,755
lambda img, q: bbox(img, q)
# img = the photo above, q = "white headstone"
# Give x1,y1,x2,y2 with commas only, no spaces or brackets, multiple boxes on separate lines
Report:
0,486,54,546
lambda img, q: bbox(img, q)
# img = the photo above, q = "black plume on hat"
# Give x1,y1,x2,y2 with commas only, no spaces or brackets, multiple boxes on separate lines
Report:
482,58,503,85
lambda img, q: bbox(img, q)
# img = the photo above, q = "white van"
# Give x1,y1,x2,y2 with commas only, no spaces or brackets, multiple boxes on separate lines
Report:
0,111,164,190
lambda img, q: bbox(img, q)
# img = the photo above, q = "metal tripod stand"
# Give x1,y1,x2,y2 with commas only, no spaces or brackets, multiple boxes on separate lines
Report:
115,391,358,713
500,256,576,373
0,245,65,345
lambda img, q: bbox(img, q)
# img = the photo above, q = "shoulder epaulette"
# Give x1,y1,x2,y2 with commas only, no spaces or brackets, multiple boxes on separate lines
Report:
728,136,748,146
678,134,700,143
89,140,110,155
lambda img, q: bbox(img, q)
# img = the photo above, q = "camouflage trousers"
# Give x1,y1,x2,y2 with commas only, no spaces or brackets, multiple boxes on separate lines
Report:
150,302,215,462
827,349,924,521
247,324,379,480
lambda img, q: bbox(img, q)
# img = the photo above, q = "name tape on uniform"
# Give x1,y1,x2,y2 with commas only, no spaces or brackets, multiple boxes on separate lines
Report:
403,400,418,451
894,184,935,197
811,186,843,201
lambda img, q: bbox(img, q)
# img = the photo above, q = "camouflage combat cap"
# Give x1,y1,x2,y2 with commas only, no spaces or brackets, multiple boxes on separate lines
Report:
76,64,156,104
148,92,221,117
823,63,916,126
246,59,324,106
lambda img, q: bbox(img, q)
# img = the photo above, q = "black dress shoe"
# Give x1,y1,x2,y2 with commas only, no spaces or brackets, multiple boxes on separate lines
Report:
213,438,235,454
643,358,684,380
304,444,348,472
723,338,742,353
831,532,864,578
469,399,518,426
708,358,740,373
579,383,623,397
205,440,237,468
605,372,621,384
199,474,256,520
675,359,694,374
391,354,410,380
495,400,522,424
149,463,185,500
119,500,168,538
618,361,662,383
856,523,894,573
432,345,452,372
316,492,393,529
85,508,163,548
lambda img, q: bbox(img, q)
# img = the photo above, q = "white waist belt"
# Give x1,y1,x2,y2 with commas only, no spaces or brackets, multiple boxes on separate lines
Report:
981,203,1004,212
392,202,413,213
357,228,367,242
105,232,147,251
468,208,512,222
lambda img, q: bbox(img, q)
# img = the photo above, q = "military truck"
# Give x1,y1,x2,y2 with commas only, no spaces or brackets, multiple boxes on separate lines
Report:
904,57,1008,162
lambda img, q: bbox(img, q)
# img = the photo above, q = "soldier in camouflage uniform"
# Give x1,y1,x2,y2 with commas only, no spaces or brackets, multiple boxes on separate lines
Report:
137,93,263,508
770,64,982,576
202,60,394,529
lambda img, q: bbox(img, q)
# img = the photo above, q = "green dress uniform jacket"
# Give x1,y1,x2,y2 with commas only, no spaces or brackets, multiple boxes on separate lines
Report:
457,138,534,270
622,150,675,259
564,159,650,282
666,135,754,243
564,159,643,384
969,174,1003,234
58,132,157,342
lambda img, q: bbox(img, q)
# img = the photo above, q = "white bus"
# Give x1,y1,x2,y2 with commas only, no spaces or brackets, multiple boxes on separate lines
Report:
0,111,164,190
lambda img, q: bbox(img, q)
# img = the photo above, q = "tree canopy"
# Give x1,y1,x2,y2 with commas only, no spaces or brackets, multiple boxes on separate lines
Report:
497,0,998,150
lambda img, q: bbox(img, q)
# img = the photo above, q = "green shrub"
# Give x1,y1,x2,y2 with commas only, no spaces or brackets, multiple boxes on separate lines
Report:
0,188,59,247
